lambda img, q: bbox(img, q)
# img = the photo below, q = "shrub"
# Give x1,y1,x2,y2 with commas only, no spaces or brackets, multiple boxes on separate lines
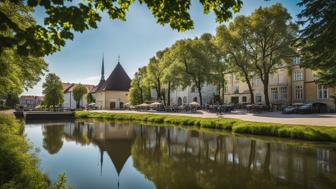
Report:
0,113,70,189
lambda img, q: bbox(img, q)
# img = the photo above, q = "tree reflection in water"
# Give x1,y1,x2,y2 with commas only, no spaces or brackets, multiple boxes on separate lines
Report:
42,124,64,154
40,121,336,189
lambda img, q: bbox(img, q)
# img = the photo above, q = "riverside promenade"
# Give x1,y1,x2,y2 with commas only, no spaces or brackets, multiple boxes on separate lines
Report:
91,110,336,127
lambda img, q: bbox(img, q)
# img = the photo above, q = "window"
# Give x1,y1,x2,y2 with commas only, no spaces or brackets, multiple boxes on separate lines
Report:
256,95,262,103
271,88,278,100
293,57,300,65
254,78,261,87
242,96,247,103
279,72,285,83
295,85,303,100
294,71,303,81
280,87,287,100
183,96,187,103
318,85,328,99
234,85,239,93
191,87,195,93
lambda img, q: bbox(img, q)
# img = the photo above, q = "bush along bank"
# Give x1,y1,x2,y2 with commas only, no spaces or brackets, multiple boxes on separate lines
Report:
75,111,336,142
0,113,70,189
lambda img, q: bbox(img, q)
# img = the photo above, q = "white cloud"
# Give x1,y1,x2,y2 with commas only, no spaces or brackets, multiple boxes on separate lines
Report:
73,75,100,85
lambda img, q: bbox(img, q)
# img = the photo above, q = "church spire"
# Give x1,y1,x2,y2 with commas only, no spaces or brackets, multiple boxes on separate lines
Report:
101,54,105,81
117,55,120,65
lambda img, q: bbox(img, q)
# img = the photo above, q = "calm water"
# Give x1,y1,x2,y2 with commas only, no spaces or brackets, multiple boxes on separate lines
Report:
25,121,336,189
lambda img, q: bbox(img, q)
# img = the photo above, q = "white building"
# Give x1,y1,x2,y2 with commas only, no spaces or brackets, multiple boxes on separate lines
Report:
151,84,218,106
170,85,218,106
62,83,95,109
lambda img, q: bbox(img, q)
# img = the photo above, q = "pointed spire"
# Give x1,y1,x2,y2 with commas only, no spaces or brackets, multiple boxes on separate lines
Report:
101,53,105,81
117,55,120,64
100,148,104,176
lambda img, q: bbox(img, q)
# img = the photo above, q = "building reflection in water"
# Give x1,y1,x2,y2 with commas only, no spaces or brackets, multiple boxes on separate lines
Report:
41,121,336,189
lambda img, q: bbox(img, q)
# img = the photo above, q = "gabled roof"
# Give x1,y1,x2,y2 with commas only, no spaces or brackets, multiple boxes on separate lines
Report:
62,83,73,92
62,83,95,93
90,79,105,93
100,63,131,91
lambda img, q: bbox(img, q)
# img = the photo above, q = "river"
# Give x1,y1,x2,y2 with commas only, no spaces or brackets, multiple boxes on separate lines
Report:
24,120,336,189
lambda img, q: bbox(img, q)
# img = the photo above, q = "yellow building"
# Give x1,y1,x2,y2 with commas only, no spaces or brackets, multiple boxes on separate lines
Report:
92,57,131,110
224,58,336,110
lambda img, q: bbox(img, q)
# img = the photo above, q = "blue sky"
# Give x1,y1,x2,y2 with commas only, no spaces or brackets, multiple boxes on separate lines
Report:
24,0,301,96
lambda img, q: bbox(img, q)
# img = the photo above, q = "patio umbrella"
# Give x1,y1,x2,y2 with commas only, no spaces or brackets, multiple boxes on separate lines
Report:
190,101,200,106
150,102,162,106
137,103,150,107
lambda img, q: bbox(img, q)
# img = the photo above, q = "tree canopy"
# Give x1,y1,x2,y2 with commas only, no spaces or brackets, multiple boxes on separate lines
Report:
42,73,64,110
72,84,88,108
298,0,336,86
0,1,47,97
1,0,242,57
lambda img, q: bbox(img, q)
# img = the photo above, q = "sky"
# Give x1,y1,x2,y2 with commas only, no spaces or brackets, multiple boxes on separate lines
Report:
24,0,301,96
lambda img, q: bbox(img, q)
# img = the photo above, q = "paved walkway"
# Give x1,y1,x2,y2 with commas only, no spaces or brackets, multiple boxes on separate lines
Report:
91,110,336,127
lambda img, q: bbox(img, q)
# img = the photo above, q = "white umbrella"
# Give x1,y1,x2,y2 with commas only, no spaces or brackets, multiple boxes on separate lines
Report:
150,102,162,106
190,101,200,106
137,103,150,107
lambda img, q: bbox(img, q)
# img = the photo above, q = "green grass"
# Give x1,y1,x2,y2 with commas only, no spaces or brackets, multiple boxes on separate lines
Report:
75,111,336,142
0,113,70,189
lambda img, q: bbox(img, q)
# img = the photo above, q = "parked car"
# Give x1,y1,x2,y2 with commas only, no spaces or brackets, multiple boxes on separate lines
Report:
297,102,328,114
282,105,299,114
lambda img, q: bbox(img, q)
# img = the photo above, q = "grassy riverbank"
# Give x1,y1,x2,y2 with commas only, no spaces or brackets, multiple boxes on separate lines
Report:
76,111,336,142
0,113,68,189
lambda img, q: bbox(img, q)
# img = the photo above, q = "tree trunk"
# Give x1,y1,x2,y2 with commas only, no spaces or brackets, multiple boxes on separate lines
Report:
156,88,160,101
140,87,143,103
263,78,270,109
157,79,161,101
197,83,203,106
222,80,225,104
246,80,255,104
167,81,171,106
244,73,255,104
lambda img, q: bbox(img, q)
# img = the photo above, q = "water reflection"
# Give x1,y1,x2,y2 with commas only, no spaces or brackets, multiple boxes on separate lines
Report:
32,121,336,189
42,124,64,154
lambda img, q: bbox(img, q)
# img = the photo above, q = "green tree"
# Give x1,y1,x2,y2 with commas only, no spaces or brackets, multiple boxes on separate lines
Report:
72,84,88,109
147,52,166,102
42,73,64,111
86,93,95,104
0,1,47,97
129,72,143,105
5,92,19,109
298,0,336,86
1,0,243,57
215,17,255,104
241,4,297,108
169,38,215,105
200,33,225,103
129,66,152,105
161,50,184,106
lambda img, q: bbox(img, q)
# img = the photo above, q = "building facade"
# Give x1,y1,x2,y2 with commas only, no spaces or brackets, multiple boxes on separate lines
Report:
62,83,95,109
94,57,131,110
169,85,218,106
224,58,336,110
19,95,44,108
